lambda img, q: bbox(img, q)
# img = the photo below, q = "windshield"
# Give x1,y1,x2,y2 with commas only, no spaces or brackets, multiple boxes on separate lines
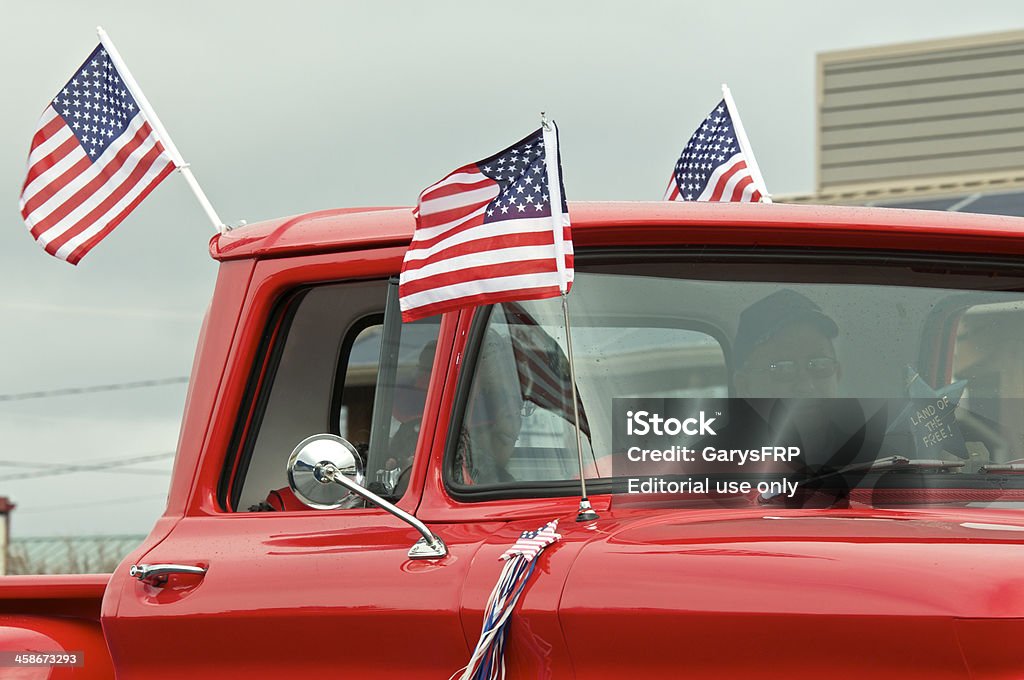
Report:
448,252,1024,509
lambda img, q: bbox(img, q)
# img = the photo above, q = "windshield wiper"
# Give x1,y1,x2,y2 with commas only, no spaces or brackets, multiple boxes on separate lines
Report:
980,462,1024,474
758,455,965,503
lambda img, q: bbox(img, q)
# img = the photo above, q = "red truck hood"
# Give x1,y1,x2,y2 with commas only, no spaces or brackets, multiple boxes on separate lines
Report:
555,507,1024,678
565,506,1024,618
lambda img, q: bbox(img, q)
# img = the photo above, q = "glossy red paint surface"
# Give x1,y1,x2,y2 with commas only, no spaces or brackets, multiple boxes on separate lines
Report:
0,577,111,677
210,201,1024,261
559,507,1024,677
102,513,500,678
0,575,107,621
210,206,408,260
9,202,1024,678
0,575,108,600
0,613,113,679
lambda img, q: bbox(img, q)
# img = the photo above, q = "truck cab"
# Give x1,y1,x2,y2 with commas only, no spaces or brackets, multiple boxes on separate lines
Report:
8,201,1024,678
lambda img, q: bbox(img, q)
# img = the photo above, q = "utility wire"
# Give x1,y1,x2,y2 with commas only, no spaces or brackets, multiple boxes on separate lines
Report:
0,377,188,402
0,452,174,482
15,494,166,514
0,465,170,483
0,451,175,469
0,457,172,471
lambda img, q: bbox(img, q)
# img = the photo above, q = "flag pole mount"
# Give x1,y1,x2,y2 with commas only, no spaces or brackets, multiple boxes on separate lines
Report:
562,293,598,523
540,111,597,523
96,26,229,233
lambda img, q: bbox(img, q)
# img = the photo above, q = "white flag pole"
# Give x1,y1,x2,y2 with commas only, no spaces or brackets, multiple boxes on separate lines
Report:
721,83,772,204
540,113,597,522
97,26,228,233
540,114,569,294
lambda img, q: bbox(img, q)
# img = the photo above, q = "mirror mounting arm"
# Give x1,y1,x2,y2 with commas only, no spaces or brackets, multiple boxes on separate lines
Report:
286,434,447,560
321,465,448,560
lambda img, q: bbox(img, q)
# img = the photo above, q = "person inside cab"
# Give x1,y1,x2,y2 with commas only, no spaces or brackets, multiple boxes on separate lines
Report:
733,289,842,399
454,331,526,485
728,290,861,489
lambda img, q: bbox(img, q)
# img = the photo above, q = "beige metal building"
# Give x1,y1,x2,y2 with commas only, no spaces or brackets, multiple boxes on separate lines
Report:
784,29,1024,214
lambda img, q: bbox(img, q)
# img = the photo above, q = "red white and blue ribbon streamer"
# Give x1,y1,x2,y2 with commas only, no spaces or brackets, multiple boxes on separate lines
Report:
455,519,561,680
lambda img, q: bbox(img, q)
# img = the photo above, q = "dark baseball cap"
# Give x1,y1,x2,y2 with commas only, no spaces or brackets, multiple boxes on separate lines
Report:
733,289,839,368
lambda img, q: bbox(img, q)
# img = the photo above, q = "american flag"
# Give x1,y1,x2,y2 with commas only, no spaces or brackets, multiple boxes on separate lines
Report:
499,519,561,562
399,127,573,322
663,98,765,203
504,301,591,437
19,44,176,264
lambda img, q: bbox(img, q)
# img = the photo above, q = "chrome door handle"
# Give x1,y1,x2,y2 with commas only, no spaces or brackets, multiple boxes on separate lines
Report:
130,563,207,586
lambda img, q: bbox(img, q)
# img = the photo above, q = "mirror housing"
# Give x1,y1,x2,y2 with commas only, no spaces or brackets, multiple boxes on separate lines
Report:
287,434,364,509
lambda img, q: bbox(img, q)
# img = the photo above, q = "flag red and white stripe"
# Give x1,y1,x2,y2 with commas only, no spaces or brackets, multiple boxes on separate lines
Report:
504,301,591,436
663,88,769,204
663,155,762,202
20,107,174,263
499,519,561,562
18,43,176,264
399,126,572,322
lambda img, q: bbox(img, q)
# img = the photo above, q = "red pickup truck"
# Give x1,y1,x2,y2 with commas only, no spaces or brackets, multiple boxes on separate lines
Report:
5,201,1024,679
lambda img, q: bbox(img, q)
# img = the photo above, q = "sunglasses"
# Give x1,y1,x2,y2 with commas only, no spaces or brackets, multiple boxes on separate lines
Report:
744,357,839,381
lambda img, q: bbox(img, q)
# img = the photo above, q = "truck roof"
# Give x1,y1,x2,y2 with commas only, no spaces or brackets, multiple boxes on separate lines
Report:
209,201,1024,262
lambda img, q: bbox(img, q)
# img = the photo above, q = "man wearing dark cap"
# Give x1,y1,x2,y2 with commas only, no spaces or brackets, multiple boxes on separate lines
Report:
733,289,842,399
729,290,864,503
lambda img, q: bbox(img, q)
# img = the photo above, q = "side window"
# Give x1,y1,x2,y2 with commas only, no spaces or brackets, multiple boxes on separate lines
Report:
363,298,441,498
227,280,439,511
337,324,384,446
448,293,727,490
953,300,1024,463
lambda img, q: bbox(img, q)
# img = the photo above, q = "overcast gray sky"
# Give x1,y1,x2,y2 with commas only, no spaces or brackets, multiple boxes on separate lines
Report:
3,1,1024,538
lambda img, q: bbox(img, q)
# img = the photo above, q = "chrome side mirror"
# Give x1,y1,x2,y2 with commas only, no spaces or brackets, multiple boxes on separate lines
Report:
286,434,447,560
287,434,364,509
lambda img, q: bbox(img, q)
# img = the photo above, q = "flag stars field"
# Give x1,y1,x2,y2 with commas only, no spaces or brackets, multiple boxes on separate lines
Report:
53,65,137,159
